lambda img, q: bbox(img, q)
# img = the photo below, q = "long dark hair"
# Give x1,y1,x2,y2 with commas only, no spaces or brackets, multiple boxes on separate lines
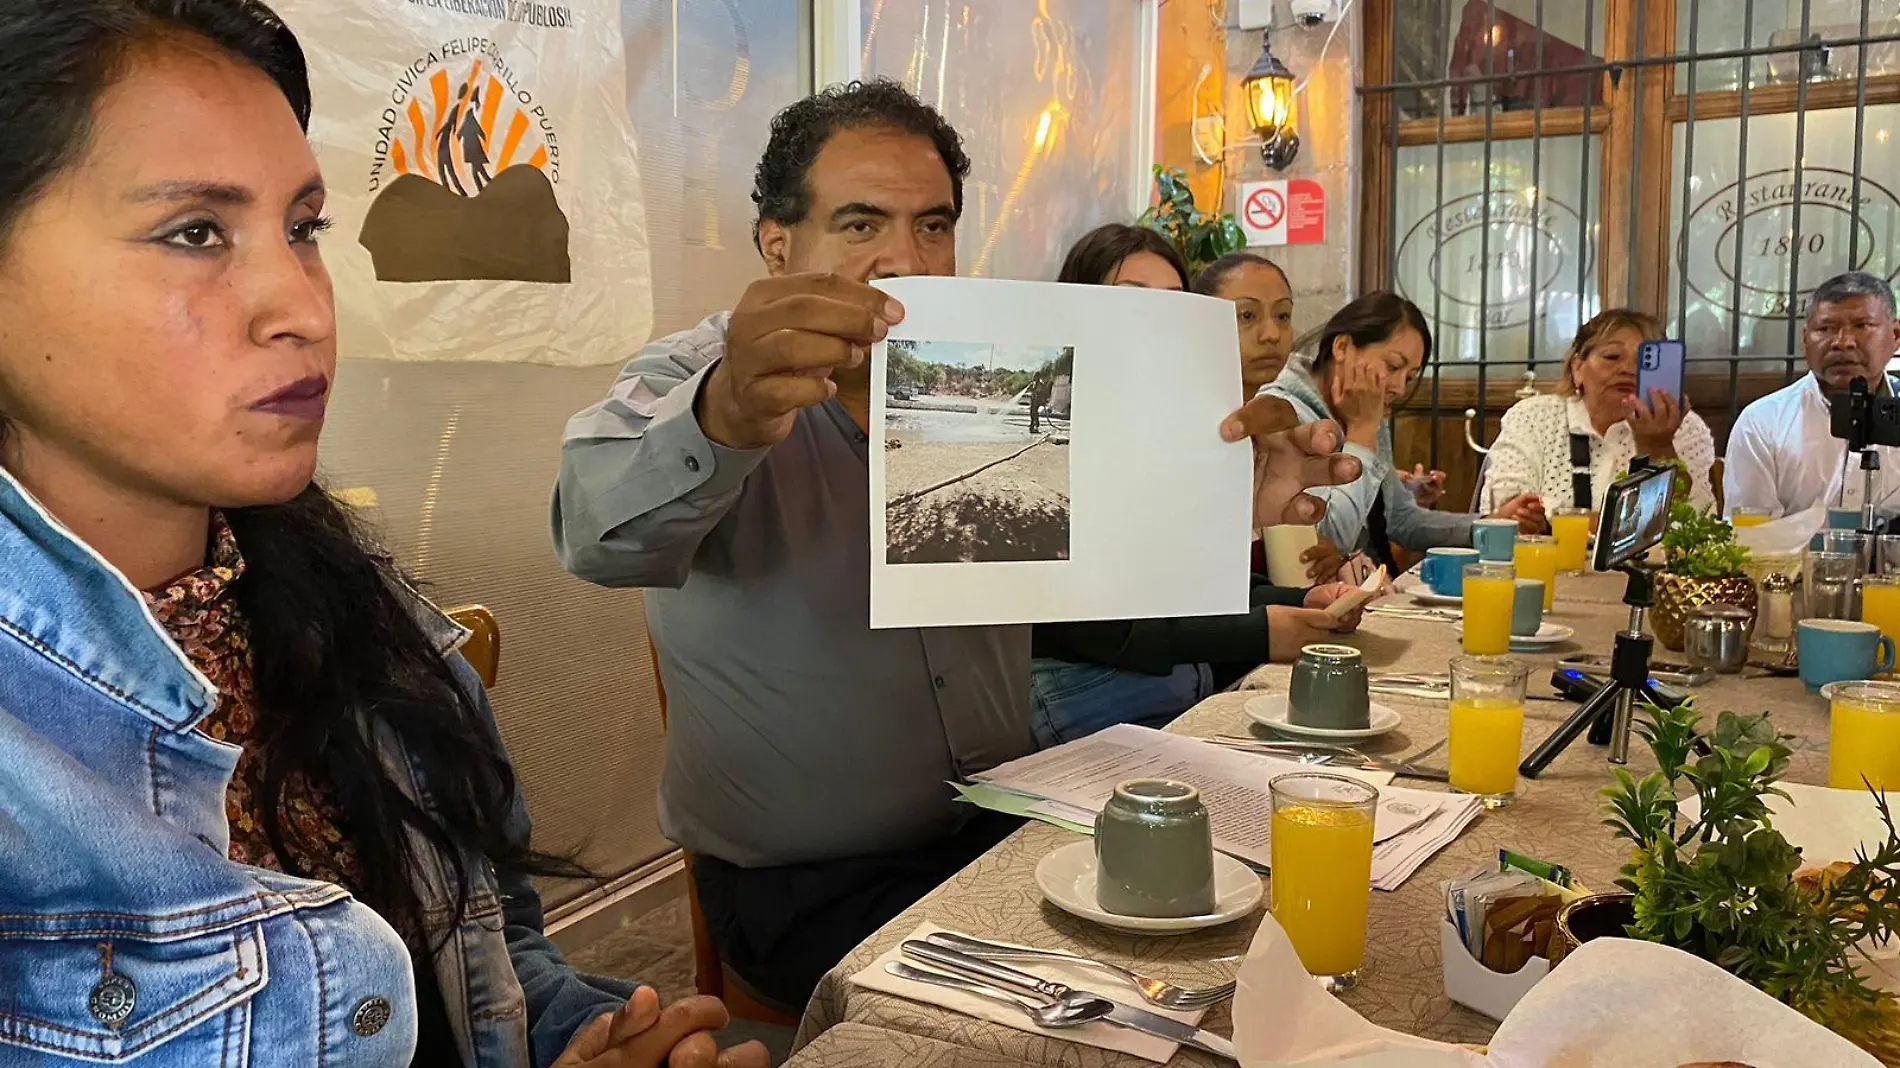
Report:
0,0,582,945
1056,223,1190,288
1312,291,1434,375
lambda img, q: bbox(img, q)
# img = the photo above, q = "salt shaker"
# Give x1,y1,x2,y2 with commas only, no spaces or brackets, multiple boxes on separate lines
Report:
1750,572,1797,670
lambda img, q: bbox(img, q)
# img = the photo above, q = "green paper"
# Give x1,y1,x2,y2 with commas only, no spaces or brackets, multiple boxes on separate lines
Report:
951,783,1094,835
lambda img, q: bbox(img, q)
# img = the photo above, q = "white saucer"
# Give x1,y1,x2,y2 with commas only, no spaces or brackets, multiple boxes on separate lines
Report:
1243,694,1402,740
1034,840,1262,934
1453,621,1577,651
1510,622,1577,649
1413,590,1463,606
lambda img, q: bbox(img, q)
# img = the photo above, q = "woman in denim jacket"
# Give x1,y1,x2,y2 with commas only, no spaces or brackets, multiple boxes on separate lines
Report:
0,3,766,1066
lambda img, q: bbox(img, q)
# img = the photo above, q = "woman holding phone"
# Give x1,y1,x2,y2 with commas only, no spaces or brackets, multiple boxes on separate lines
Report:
1479,309,1717,516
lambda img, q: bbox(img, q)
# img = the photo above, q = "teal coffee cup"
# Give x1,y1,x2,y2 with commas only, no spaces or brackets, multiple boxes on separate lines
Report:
1421,547,1481,596
1512,579,1546,637
1472,518,1519,563
1830,507,1865,531
1798,618,1897,692
1093,779,1216,918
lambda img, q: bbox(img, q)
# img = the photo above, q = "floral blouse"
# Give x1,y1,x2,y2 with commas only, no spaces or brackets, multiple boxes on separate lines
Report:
143,514,364,890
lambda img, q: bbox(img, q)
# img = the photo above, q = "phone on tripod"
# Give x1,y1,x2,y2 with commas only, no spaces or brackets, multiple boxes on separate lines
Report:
1592,462,1676,573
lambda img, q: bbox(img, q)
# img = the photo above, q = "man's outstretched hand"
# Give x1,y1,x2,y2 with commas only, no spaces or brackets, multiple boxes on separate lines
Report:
1221,394,1362,529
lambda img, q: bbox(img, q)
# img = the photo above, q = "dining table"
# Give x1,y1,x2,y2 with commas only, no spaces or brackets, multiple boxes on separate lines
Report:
789,571,1836,1066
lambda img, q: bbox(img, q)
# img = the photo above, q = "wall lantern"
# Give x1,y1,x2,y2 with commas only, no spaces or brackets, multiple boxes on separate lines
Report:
1242,28,1300,171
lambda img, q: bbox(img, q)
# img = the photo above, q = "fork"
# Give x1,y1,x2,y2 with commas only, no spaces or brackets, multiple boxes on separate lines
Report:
922,931,1236,1009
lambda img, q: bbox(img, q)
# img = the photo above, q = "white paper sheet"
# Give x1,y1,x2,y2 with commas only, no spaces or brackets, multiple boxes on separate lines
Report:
971,725,1476,885
1231,912,1880,1068
867,277,1253,628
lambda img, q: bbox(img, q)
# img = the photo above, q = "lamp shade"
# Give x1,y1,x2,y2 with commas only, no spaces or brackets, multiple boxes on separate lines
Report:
1242,30,1300,170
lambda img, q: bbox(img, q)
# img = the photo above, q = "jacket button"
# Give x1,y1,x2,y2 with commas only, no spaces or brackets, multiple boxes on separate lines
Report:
684,454,701,472
351,996,392,1037
88,974,137,1029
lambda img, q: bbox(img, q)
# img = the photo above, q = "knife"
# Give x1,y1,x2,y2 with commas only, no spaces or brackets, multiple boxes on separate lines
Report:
900,940,1237,1060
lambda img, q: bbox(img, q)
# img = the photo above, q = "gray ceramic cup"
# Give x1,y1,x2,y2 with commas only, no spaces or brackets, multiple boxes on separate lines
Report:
1093,779,1217,918
1288,644,1370,730
1512,579,1546,637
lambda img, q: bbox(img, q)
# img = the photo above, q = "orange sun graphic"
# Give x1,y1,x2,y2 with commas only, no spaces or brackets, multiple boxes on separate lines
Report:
387,60,550,196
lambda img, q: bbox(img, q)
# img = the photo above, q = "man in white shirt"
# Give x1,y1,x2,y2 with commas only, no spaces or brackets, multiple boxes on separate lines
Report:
1724,271,1900,518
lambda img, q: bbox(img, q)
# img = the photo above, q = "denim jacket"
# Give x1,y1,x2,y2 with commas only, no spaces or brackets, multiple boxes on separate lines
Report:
1263,363,1474,555
0,470,634,1066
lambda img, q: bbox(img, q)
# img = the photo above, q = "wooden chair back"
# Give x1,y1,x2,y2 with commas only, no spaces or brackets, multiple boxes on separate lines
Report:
446,604,500,688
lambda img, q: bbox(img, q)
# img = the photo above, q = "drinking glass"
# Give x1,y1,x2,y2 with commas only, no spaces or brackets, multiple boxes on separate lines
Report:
1865,575,1900,646
1830,681,1900,791
1269,772,1377,991
1729,506,1772,529
1514,535,1560,610
1461,562,1516,655
1823,529,1871,566
1877,535,1900,577
1806,550,1860,621
1550,508,1594,574
1449,655,1530,809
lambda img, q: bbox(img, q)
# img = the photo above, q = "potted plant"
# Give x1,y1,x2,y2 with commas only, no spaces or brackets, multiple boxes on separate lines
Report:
1603,700,1900,1063
1652,497,1755,651
1137,166,1246,276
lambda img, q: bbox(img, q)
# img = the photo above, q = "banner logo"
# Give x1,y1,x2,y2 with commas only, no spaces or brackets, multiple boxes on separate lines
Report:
359,37,571,283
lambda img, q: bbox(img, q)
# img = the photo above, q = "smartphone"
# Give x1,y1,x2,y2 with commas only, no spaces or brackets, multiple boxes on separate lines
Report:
1592,462,1677,572
1636,338,1686,406
1557,653,1712,687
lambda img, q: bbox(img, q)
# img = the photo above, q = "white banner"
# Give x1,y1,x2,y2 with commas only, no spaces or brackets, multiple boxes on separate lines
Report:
276,0,652,365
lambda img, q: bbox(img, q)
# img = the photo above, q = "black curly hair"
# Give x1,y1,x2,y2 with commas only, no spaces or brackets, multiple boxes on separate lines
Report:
751,79,970,248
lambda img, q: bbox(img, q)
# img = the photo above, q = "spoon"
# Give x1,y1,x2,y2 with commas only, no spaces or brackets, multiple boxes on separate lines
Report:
885,962,1112,1028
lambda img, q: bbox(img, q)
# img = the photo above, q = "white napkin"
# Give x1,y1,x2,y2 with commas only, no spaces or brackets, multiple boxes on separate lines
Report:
1230,911,1878,1067
848,921,1210,1064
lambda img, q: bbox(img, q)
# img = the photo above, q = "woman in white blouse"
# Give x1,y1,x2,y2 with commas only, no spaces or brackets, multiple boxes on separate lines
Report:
1480,309,1718,517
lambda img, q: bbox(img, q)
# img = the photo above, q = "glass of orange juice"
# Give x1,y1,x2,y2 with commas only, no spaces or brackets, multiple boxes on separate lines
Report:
1864,575,1900,646
1269,772,1377,990
1730,506,1772,529
1461,562,1516,655
1550,507,1594,574
1829,681,1900,791
1514,534,1560,610
1449,655,1530,808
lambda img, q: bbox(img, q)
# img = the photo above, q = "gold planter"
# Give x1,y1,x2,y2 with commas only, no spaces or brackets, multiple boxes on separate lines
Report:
1652,572,1758,652
1548,891,1635,967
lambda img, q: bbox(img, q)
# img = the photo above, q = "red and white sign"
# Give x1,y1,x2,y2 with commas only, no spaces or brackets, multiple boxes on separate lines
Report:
1238,179,1326,247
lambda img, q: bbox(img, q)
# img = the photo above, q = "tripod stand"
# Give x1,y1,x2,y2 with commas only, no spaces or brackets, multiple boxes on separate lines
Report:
1520,562,1657,777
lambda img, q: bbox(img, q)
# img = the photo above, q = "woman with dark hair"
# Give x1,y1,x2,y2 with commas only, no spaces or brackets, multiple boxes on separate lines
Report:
1194,252,1296,397
1262,293,1544,562
1054,222,1191,290
0,2,763,1065
1027,228,1362,746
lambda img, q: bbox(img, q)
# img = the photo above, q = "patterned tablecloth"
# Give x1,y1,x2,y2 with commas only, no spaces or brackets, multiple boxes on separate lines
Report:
793,570,1833,1065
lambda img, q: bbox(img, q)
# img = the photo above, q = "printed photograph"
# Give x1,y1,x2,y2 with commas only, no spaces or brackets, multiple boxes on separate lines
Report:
884,339,1074,565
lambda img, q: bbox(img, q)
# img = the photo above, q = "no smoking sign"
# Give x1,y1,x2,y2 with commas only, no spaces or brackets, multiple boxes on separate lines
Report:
1237,179,1326,247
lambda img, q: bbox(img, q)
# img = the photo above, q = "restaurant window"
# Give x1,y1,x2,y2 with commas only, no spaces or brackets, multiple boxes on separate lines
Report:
624,0,814,335
1361,0,1900,496
859,0,1153,282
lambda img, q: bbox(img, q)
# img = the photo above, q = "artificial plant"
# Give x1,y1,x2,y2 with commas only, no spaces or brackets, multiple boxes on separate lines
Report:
1137,166,1246,276
1603,700,1900,1060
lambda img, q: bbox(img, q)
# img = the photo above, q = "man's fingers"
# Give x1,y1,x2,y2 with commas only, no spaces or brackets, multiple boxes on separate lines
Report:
740,375,837,418
1276,492,1330,526
1222,394,1300,442
604,987,664,1048
767,290,894,344
667,1031,722,1068
718,1042,772,1068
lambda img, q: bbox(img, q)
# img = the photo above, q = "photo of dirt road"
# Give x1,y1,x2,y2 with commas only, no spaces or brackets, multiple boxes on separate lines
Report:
884,339,1074,565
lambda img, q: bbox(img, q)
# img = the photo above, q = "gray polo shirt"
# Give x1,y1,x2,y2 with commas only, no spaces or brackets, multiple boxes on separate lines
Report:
552,312,1035,869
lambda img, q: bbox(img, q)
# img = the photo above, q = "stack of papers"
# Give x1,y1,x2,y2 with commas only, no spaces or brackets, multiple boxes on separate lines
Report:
964,725,1485,890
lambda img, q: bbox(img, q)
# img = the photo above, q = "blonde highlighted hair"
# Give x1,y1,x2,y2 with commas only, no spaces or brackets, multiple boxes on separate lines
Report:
1558,308,1665,395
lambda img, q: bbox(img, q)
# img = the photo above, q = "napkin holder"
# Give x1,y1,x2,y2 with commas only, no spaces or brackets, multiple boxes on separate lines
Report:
1440,920,1548,1020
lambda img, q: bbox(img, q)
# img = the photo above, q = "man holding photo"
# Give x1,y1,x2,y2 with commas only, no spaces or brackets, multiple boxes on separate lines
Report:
552,79,1359,1011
